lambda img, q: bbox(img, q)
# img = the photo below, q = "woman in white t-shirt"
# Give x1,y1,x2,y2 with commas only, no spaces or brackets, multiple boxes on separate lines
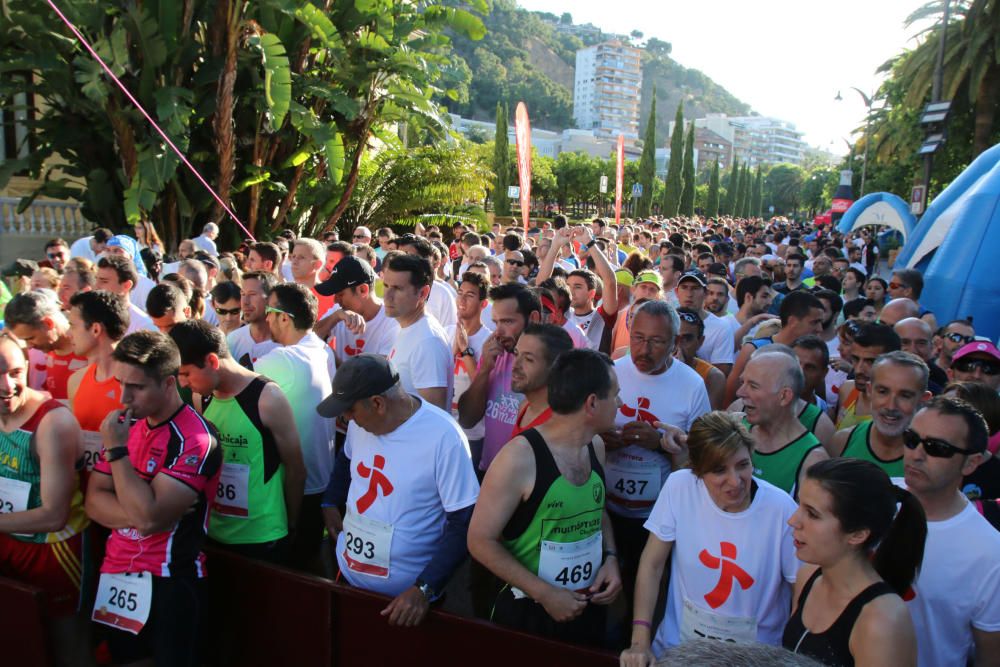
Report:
621,411,799,665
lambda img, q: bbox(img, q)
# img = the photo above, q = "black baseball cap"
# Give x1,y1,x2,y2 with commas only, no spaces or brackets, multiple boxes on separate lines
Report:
316,354,400,417
2,259,39,278
315,256,376,296
678,269,707,287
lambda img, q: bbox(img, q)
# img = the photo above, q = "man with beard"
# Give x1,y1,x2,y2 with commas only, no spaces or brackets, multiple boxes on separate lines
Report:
834,324,901,430
604,301,711,608
458,284,541,472
933,319,976,375
673,309,727,410
832,351,930,478
226,272,280,370
773,253,806,294
508,324,574,436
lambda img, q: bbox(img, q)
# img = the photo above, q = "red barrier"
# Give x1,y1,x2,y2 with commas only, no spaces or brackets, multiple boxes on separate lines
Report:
204,548,617,667
0,575,50,667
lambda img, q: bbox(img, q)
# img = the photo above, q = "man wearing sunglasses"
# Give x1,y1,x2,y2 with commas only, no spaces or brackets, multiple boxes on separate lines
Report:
933,319,976,374
948,341,1000,392
903,396,1000,667
888,268,938,331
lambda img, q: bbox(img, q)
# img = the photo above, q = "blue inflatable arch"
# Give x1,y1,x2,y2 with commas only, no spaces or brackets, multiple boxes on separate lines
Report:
836,192,917,240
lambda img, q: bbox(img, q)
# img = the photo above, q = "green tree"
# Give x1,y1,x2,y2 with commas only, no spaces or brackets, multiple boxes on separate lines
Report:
738,163,752,218
635,91,657,217
0,0,486,245
492,102,512,216
679,122,696,216
706,159,720,217
765,164,806,215
750,167,763,218
662,103,685,216
722,162,739,215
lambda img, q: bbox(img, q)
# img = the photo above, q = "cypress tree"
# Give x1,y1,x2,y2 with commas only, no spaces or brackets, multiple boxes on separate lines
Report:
636,91,657,218
751,167,764,219
679,122,696,217
492,102,511,217
706,159,720,218
737,163,751,218
723,162,739,215
662,102,684,217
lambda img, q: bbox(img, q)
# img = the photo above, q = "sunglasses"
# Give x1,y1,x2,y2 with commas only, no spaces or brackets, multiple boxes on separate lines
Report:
902,428,978,458
952,358,1000,376
215,307,241,316
677,311,700,324
265,305,292,317
506,259,524,267
888,281,908,291
46,252,65,260
353,235,368,240
944,332,975,345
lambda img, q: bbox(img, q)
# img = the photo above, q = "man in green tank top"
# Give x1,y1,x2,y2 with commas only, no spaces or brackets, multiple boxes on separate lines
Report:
735,347,827,499
832,351,930,479
469,347,622,648
169,320,306,563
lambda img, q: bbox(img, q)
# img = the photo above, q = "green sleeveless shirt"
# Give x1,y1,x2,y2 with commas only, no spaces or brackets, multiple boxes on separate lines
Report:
751,427,822,499
203,377,287,544
842,421,904,477
798,402,822,433
502,429,606,591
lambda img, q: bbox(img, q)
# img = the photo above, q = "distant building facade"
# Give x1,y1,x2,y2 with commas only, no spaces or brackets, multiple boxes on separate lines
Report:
573,40,643,139
670,113,806,166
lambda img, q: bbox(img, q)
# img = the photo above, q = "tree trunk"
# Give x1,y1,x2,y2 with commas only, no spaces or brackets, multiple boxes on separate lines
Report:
274,163,305,228
324,125,371,233
212,0,240,224
973,63,999,157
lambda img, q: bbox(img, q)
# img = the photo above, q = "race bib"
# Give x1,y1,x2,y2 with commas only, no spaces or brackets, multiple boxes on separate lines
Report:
92,572,153,635
0,477,31,514
606,456,661,507
214,463,250,518
80,431,103,472
680,597,757,643
538,531,602,592
342,509,394,578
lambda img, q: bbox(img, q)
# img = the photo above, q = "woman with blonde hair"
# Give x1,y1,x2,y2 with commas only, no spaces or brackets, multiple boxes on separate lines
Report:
621,411,799,665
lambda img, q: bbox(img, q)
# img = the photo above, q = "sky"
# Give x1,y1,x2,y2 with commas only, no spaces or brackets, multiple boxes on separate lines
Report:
517,0,934,155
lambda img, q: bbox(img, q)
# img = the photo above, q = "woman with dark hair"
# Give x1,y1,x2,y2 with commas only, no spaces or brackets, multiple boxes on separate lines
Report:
783,458,927,666
863,278,888,317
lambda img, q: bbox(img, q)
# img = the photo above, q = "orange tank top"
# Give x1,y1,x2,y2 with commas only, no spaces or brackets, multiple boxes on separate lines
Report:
44,350,88,401
692,357,714,381
73,363,123,432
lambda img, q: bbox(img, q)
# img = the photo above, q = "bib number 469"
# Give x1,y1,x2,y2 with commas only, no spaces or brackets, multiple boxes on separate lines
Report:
554,562,593,587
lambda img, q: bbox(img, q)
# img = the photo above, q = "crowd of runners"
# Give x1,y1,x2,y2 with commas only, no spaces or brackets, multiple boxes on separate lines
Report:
0,213,997,666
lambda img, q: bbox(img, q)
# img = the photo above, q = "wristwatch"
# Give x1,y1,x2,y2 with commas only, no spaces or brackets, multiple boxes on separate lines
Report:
459,347,475,358
104,446,129,463
585,239,599,250
415,579,435,600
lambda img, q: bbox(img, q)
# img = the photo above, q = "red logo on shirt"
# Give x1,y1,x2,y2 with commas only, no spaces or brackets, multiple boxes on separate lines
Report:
699,541,755,608
345,339,366,356
620,397,658,424
356,455,394,514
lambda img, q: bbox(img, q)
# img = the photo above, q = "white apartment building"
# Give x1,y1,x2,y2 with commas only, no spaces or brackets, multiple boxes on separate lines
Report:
573,40,643,139
671,113,807,166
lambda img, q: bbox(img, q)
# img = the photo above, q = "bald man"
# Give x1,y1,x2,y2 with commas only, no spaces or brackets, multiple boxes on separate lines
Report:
733,346,828,498
895,317,945,392
877,297,920,327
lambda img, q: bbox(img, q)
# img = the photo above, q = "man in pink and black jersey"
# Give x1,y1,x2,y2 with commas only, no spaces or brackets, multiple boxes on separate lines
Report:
85,330,221,666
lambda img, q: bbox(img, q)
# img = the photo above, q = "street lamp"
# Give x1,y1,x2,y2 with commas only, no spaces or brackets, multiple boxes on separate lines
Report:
835,87,874,197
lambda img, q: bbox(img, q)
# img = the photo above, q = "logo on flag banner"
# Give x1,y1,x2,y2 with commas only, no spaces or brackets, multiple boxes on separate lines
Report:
614,135,625,225
514,102,532,233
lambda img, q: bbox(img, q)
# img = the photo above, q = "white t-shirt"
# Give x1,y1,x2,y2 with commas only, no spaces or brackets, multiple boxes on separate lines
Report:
426,281,458,332
698,312,736,364
126,302,155,335
562,321,589,349
69,236,96,261
389,315,453,408
131,275,157,313
254,332,336,494
226,325,279,370
606,357,711,519
717,313,741,352
453,326,491,441
567,306,612,351
192,234,218,256
645,469,798,653
480,301,495,332
336,399,480,596
908,502,1000,667
330,304,400,364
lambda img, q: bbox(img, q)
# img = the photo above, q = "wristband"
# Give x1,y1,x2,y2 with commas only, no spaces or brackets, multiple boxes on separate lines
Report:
632,619,652,628
603,549,618,561
104,446,129,463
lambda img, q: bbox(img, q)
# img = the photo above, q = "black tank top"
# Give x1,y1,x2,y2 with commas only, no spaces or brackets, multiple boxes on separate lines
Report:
501,428,605,541
782,569,894,667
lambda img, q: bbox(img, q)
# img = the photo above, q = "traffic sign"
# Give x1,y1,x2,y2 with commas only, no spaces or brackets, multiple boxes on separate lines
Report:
599,175,608,194
508,185,520,199
911,185,925,215
632,183,643,198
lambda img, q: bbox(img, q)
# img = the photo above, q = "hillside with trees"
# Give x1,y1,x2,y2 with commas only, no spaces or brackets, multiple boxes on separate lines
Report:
445,0,753,132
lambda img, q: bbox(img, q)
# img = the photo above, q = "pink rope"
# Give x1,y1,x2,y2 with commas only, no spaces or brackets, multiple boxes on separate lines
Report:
44,0,256,241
